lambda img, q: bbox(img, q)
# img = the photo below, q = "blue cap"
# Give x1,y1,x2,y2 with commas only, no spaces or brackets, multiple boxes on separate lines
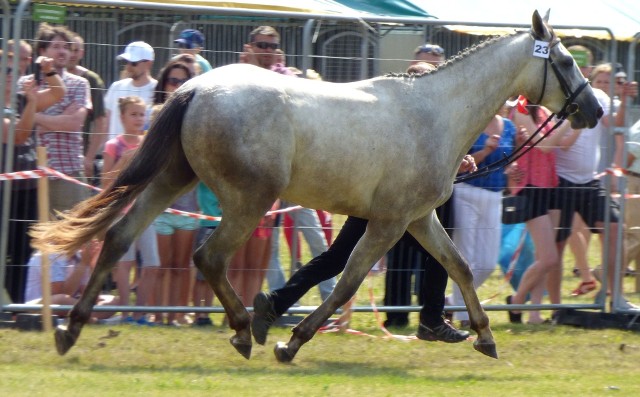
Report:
174,29,204,49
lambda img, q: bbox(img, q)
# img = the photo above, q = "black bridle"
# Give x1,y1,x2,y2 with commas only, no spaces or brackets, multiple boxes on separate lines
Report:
455,35,591,184
534,37,591,119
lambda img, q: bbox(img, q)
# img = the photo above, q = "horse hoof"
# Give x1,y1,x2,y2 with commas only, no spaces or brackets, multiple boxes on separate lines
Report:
229,335,252,360
473,340,498,359
54,325,77,356
274,341,295,363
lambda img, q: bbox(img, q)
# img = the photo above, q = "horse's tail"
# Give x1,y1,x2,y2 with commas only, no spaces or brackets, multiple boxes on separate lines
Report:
30,88,196,256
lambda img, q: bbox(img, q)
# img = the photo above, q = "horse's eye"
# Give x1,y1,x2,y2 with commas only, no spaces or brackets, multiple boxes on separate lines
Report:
559,54,574,68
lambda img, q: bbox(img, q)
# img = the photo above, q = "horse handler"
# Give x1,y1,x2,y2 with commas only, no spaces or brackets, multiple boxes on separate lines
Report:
252,157,478,345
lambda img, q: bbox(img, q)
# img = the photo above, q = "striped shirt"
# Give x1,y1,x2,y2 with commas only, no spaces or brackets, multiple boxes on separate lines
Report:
19,70,91,175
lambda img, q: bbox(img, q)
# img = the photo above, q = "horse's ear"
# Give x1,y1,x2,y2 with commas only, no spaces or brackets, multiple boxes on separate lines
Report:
531,9,553,40
542,9,550,23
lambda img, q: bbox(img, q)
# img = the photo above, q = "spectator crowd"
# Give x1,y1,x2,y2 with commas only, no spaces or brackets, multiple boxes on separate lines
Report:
2,23,639,333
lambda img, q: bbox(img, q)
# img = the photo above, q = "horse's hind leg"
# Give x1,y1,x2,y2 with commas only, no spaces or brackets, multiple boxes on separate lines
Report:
407,213,497,359
55,174,196,355
192,196,276,359
274,220,405,363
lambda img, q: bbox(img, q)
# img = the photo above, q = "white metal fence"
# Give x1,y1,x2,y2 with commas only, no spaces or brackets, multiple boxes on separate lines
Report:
1,0,638,322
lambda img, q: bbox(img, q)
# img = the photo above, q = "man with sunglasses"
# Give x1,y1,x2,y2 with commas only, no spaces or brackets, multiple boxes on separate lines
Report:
240,26,283,71
104,41,156,140
173,29,212,74
411,43,445,66
240,25,336,302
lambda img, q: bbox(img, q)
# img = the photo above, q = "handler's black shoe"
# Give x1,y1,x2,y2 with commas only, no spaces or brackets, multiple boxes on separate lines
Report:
417,320,469,343
252,292,277,345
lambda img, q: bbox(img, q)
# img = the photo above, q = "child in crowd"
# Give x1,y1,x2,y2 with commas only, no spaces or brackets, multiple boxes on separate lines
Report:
102,96,159,325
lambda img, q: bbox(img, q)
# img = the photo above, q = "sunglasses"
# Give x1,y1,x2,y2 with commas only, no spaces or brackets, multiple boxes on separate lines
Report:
416,45,444,56
127,60,148,67
252,41,279,50
4,67,12,75
166,77,188,86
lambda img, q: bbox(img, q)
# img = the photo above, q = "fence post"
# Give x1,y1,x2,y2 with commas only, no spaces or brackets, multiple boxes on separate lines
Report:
37,147,52,332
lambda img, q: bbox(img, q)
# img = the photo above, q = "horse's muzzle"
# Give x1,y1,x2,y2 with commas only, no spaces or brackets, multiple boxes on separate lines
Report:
587,106,604,128
570,104,603,130
585,106,604,129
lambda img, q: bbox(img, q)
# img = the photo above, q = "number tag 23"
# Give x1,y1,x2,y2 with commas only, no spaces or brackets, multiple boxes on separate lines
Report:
533,40,550,59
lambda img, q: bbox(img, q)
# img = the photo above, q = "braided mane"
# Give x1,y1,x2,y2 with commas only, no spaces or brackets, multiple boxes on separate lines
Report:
386,31,526,79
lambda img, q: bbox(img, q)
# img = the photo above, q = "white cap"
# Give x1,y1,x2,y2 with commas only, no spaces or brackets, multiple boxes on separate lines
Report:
117,41,154,62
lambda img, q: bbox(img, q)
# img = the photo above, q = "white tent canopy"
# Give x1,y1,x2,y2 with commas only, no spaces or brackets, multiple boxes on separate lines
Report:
133,0,356,15
130,0,432,18
411,0,640,41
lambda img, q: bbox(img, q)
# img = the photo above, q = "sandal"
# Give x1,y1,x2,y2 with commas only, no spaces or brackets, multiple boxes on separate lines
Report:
571,280,597,296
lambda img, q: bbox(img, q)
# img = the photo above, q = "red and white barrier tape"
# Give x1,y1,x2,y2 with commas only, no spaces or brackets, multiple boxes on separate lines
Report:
0,168,48,181
42,166,102,193
593,167,640,199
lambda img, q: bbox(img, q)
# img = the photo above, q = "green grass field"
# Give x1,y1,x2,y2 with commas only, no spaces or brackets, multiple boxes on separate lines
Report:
1,215,639,396
1,318,639,396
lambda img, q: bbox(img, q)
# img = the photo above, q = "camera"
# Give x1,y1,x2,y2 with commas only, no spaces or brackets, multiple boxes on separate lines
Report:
33,56,43,85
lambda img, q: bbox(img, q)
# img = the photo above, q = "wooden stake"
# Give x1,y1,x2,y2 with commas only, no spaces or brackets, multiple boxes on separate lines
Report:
37,147,52,332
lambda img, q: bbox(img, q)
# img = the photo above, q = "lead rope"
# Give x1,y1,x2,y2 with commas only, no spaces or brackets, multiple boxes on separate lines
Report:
455,53,591,185
454,110,565,184
456,29,592,184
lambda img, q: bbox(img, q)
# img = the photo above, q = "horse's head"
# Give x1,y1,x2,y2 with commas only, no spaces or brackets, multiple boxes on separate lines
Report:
528,10,603,129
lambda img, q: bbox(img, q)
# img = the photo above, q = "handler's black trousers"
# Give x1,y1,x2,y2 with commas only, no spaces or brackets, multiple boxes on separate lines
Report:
270,216,448,326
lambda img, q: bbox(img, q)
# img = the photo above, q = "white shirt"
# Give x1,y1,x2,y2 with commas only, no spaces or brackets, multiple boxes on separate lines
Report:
555,88,611,184
104,78,157,139
24,252,81,302
631,119,640,135
627,120,640,174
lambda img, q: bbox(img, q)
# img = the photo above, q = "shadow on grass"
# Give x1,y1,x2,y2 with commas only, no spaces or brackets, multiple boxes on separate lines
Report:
79,359,530,384
44,322,610,384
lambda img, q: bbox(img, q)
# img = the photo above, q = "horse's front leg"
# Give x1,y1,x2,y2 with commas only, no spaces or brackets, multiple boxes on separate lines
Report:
408,214,497,359
274,221,404,363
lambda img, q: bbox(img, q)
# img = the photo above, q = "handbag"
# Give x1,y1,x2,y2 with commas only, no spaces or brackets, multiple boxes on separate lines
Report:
502,195,528,225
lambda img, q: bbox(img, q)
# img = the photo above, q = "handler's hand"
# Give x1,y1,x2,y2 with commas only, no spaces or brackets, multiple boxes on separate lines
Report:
458,154,477,174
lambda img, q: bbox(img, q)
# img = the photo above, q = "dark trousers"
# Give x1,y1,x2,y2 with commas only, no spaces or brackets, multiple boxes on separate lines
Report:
384,198,454,325
2,187,37,303
270,215,448,326
384,235,424,326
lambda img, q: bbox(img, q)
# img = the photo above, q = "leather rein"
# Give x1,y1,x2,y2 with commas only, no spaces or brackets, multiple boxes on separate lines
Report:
455,33,591,184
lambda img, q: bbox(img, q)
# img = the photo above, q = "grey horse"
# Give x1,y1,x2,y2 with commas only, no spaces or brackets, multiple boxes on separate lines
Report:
31,10,602,362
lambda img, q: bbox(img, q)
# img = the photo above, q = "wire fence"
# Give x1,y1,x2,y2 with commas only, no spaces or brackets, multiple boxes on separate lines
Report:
2,0,640,324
